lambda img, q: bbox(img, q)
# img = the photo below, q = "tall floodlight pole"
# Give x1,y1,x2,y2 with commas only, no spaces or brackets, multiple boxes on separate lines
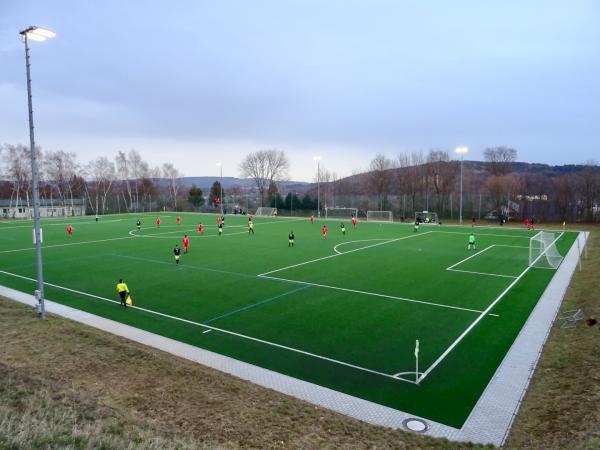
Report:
313,156,322,218
20,26,56,319
455,146,468,225
216,162,223,216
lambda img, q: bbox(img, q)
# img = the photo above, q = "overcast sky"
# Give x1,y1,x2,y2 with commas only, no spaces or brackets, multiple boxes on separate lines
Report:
1,1,599,181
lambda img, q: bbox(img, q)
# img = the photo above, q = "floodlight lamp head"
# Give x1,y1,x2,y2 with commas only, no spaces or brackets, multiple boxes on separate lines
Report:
20,26,56,42
313,156,322,162
455,146,469,155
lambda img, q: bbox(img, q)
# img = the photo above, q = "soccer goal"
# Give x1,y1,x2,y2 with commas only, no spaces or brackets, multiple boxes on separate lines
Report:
367,211,393,222
325,207,358,220
415,211,438,224
255,207,277,216
529,231,564,269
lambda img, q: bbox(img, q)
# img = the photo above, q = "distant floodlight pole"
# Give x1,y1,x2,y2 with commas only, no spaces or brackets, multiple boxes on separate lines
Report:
455,146,468,225
216,162,223,215
313,156,322,218
20,26,56,319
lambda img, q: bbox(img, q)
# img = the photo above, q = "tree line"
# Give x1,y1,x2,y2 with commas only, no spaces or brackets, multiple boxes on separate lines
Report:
2,143,598,222
0,145,183,214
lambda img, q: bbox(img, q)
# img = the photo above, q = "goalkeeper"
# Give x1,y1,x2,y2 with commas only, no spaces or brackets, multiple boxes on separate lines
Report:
467,233,476,250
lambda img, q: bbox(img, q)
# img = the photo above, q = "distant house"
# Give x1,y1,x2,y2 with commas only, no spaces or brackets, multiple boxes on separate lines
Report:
0,199,86,219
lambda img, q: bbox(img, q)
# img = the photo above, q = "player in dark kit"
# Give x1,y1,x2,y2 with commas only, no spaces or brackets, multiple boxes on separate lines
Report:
341,223,346,235
173,244,181,264
136,220,141,231
288,231,295,247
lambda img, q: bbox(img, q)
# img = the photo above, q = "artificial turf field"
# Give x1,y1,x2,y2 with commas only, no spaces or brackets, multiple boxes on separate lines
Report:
0,213,578,428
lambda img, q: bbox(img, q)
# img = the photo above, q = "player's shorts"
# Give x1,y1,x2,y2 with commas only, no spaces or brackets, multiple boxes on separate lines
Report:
175,255,180,261
289,239,294,243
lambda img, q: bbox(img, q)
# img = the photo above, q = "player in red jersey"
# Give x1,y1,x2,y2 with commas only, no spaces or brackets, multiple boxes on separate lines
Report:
217,216,222,225
525,218,531,230
156,217,161,227
351,216,357,228
176,215,181,225
321,225,328,239
66,224,73,237
197,222,203,234
182,234,190,253
310,213,314,224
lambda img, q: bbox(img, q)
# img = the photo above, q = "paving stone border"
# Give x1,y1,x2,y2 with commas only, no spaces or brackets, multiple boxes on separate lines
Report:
0,231,587,446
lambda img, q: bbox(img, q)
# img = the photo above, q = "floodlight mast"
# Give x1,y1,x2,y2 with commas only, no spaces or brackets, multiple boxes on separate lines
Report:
20,26,56,319
455,146,468,225
313,156,322,218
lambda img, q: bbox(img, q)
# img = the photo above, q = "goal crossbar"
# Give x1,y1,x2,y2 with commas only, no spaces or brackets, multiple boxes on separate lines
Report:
325,207,358,219
367,211,393,222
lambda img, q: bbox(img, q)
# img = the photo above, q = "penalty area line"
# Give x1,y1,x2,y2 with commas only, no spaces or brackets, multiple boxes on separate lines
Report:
259,231,434,277
258,274,499,317
0,269,416,385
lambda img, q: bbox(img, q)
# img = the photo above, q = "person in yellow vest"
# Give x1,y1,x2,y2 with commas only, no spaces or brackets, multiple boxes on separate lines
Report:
116,278,130,308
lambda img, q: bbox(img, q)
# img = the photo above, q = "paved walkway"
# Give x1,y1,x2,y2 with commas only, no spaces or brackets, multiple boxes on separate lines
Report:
0,231,587,446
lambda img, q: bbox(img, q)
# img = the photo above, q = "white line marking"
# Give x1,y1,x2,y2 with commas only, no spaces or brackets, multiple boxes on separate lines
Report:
202,329,212,334
129,218,305,238
393,371,422,380
0,219,123,230
418,231,564,384
447,268,518,279
0,269,417,385
259,231,434,276
333,239,395,255
0,236,135,254
433,230,532,239
494,245,529,249
446,245,496,270
259,274,499,316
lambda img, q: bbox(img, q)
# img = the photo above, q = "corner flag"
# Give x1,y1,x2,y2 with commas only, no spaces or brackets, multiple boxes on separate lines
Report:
414,339,419,358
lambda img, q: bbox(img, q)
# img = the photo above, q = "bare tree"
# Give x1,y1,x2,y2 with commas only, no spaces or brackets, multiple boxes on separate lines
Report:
162,163,182,210
575,161,599,222
85,157,116,215
426,150,457,216
484,146,517,176
553,174,574,221
397,151,425,216
2,144,35,212
239,149,289,206
44,150,79,210
369,154,393,210
115,151,133,211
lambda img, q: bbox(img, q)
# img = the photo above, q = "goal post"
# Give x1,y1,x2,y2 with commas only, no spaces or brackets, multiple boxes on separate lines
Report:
367,211,393,222
325,207,358,220
529,231,564,269
415,211,438,224
255,207,277,216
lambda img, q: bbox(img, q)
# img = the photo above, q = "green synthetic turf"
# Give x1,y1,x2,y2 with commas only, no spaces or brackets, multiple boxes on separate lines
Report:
0,213,577,428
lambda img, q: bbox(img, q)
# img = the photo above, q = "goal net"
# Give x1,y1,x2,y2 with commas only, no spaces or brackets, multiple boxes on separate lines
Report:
325,207,358,220
529,231,563,269
367,211,393,222
415,211,438,224
255,207,277,216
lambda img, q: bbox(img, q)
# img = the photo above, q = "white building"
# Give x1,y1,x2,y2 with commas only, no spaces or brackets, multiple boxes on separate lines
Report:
0,199,86,219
